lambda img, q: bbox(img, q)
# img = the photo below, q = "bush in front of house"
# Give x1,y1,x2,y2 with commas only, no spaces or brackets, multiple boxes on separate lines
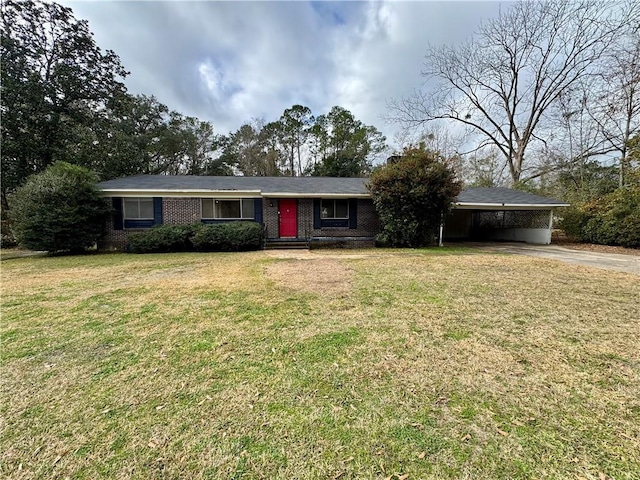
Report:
127,224,200,253
127,222,263,253
8,162,111,253
368,147,462,247
191,222,263,252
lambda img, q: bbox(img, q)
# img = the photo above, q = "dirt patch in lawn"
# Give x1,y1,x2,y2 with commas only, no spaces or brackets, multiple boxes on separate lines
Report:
264,258,353,296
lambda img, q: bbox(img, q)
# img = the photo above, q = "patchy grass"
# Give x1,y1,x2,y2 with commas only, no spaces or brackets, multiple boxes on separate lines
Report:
1,249,639,479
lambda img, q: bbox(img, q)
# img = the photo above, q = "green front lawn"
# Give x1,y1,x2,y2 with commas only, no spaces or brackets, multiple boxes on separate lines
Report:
1,250,639,479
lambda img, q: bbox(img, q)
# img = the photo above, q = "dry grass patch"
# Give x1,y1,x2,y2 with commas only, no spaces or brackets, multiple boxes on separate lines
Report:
1,249,639,479
264,258,353,297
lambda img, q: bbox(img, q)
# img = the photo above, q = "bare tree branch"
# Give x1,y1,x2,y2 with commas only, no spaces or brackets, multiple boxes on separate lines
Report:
388,0,637,184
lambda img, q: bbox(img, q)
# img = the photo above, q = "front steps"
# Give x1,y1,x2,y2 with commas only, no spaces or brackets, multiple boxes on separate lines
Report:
264,239,309,250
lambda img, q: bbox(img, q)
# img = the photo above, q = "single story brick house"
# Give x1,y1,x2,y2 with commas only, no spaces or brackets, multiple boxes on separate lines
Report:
97,175,569,250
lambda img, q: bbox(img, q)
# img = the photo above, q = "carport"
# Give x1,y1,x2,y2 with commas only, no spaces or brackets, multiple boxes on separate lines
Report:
444,188,570,245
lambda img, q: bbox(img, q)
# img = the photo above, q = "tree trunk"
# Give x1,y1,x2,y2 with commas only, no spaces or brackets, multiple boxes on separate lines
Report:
508,148,524,185
290,145,294,177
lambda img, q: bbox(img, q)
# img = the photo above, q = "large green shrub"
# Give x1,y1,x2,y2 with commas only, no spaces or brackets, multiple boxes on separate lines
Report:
557,207,590,241
559,186,640,248
8,162,110,253
127,224,200,253
191,222,263,252
368,148,462,247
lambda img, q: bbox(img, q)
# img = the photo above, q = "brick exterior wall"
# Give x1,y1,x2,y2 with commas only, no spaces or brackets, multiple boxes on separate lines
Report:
264,198,380,241
99,227,129,251
163,198,201,225
100,196,381,250
310,199,380,238
100,197,203,250
263,200,280,240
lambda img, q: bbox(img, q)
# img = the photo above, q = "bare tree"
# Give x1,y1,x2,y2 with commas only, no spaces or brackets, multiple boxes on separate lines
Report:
463,147,510,187
389,0,637,185
590,29,640,186
543,79,617,193
392,124,463,159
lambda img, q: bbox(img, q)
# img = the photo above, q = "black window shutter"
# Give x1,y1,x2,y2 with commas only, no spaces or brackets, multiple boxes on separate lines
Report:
348,199,358,229
153,197,163,225
313,199,321,229
112,197,123,230
253,198,263,224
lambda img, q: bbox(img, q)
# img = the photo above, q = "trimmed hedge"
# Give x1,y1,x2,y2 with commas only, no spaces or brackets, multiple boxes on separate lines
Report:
192,222,263,252
127,224,198,253
127,222,263,253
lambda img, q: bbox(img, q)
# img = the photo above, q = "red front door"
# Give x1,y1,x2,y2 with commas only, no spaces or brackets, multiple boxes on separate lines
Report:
279,199,297,237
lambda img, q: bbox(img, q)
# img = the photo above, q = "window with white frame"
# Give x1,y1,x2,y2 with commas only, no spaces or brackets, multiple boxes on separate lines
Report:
201,198,255,219
321,199,349,219
123,198,154,219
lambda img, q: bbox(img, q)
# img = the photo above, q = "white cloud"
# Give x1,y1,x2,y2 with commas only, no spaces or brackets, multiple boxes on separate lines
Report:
62,0,501,143
324,1,504,147
198,60,221,98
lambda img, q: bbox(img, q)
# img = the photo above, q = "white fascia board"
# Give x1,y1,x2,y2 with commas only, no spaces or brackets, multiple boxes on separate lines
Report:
261,193,371,198
454,202,569,210
100,189,263,198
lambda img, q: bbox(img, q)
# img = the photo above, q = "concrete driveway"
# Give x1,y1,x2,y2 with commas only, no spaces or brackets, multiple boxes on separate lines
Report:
470,242,640,275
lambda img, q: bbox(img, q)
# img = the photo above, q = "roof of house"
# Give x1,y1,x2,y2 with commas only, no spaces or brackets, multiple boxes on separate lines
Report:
97,175,569,207
97,175,370,197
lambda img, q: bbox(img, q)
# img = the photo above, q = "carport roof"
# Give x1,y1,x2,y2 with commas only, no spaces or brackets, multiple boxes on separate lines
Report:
456,187,569,208
97,176,569,206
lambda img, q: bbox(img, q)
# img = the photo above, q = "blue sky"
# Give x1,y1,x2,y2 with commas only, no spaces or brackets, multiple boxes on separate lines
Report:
63,1,504,146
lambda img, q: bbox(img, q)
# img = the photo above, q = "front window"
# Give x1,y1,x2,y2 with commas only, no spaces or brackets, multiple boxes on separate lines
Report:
202,199,255,219
321,199,349,219
124,198,154,219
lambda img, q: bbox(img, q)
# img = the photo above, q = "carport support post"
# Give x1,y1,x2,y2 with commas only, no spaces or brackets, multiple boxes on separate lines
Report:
548,209,554,244
438,212,444,247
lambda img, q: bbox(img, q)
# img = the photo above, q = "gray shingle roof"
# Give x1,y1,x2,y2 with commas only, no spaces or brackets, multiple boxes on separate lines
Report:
456,187,568,206
98,175,568,206
98,175,370,195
